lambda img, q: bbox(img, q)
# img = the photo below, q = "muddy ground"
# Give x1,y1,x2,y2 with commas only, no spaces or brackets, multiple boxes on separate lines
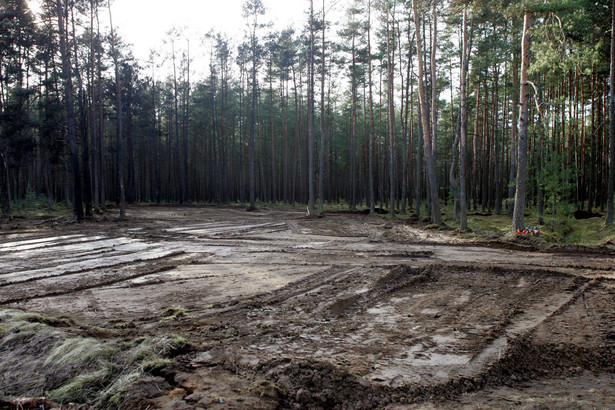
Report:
0,205,614,409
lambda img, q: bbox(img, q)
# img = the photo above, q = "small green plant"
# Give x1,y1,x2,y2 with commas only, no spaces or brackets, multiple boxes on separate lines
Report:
162,306,187,321
539,149,575,230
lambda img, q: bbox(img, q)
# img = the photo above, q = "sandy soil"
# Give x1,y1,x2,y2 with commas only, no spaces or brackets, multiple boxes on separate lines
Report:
1,205,614,409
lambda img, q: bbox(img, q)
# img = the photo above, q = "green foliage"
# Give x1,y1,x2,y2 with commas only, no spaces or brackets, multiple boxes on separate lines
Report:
455,206,614,246
13,187,41,210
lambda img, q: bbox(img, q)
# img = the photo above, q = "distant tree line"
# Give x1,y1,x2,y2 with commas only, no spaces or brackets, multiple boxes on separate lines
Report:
0,0,613,228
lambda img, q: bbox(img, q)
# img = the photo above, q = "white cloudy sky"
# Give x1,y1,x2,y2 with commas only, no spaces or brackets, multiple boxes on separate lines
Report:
111,0,309,63
30,0,348,77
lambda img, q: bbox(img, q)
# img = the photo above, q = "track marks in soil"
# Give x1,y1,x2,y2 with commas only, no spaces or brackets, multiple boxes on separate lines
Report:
207,263,604,400
2,208,615,409
2,252,190,304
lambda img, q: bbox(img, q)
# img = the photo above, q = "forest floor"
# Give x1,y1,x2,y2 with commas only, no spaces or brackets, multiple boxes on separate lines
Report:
0,205,614,409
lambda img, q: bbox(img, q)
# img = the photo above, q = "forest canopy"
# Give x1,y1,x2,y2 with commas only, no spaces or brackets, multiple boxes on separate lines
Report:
0,0,613,229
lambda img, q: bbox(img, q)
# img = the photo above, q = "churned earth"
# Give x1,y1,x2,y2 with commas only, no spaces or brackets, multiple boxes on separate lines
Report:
0,205,614,409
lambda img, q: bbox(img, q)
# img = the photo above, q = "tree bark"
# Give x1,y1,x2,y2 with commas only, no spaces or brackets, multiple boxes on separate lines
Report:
430,0,438,159
184,41,191,202
318,0,326,213
350,35,357,210
459,8,470,230
56,0,84,221
108,0,125,217
386,4,396,217
411,0,442,225
607,0,614,225
513,13,532,232
248,13,258,210
70,6,92,216
508,45,520,218
307,0,316,215
367,0,376,214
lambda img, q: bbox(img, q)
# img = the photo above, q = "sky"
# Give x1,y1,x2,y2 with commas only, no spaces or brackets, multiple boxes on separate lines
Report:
29,0,347,77
111,0,308,64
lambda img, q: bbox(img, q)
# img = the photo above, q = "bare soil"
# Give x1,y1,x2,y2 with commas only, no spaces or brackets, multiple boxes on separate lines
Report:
1,205,614,409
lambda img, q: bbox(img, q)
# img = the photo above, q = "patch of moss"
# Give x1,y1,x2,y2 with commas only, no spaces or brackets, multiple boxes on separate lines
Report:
161,306,187,321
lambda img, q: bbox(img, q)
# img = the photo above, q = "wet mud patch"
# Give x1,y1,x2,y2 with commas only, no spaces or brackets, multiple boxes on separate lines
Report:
326,265,432,317
212,264,604,403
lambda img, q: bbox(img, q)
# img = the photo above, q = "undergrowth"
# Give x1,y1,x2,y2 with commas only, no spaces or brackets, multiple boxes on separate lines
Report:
438,203,615,246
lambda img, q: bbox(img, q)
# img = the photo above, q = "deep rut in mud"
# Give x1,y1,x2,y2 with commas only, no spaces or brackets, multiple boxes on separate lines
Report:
1,206,614,409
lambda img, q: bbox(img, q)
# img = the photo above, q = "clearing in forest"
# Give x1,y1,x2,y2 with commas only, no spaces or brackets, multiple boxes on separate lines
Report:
0,206,614,409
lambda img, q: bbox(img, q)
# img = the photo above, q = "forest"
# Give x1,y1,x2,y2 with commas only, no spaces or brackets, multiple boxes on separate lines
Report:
1,0,614,231
2,1,615,407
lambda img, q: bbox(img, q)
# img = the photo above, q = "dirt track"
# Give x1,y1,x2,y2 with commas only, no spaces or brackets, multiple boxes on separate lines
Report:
1,205,614,408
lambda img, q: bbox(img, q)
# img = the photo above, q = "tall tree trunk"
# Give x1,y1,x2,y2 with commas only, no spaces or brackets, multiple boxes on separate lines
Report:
411,0,442,225
472,75,481,210
70,6,92,217
0,153,9,217
350,35,357,210
508,45,520,218
400,22,413,214
108,0,125,218
415,104,423,216
269,59,276,203
386,5,396,217
513,13,532,232
90,0,100,211
367,0,376,214
318,0,326,213
536,81,545,225
607,0,615,226
430,0,438,159
171,40,182,204
308,0,316,215
493,62,502,214
459,8,470,230
248,19,258,210
184,41,191,203
56,0,84,221
126,67,135,203
96,6,105,209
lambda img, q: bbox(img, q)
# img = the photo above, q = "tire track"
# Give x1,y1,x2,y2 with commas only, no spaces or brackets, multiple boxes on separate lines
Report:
1,252,191,304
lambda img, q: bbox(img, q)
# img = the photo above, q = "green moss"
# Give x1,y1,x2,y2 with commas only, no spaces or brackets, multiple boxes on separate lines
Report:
22,312,73,327
161,306,187,321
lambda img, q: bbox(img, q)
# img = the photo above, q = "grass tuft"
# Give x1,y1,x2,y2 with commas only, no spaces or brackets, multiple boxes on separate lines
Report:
44,338,113,368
